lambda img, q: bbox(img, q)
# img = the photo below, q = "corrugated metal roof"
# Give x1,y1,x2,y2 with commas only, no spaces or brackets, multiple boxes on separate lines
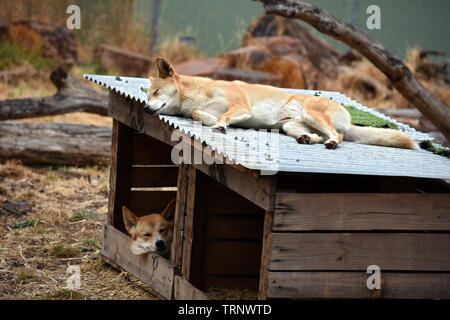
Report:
84,74,450,179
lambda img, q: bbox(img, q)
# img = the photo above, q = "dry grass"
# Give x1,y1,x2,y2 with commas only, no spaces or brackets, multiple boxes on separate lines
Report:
0,161,254,300
0,161,156,300
205,287,258,300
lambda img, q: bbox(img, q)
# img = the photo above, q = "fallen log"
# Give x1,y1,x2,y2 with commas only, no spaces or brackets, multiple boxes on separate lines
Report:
0,68,108,120
255,0,450,141
0,122,111,166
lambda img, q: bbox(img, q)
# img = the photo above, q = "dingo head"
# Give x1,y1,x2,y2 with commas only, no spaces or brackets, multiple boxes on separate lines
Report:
122,199,175,256
145,57,181,115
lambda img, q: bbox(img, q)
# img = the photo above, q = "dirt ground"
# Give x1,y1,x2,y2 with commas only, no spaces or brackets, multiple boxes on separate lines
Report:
0,161,158,300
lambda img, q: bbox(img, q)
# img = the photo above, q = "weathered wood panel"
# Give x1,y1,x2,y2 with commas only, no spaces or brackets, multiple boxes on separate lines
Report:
131,133,175,165
130,166,178,188
205,215,264,240
206,178,266,215
182,167,209,289
174,275,208,300
274,193,450,231
171,164,188,266
270,233,450,271
259,211,274,300
129,190,177,216
203,241,262,276
267,271,450,299
102,224,174,299
196,163,276,211
107,119,133,232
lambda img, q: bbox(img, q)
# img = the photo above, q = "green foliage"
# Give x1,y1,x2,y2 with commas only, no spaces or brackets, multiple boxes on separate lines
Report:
344,105,399,129
70,211,89,222
82,238,102,250
12,219,40,229
0,40,57,71
419,140,450,158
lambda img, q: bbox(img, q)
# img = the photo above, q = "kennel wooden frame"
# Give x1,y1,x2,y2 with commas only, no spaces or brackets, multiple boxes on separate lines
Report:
102,90,450,300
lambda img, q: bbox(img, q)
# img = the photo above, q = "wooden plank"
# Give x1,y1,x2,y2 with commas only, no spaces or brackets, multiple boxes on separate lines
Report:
129,190,177,216
274,193,450,231
107,119,133,232
270,233,450,271
181,166,197,281
186,169,209,288
195,163,276,211
206,179,265,215
102,224,174,299
267,271,450,299
174,276,208,300
258,211,273,300
203,241,262,276
205,215,264,240
171,164,188,267
131,166,178,188
131,133,175,165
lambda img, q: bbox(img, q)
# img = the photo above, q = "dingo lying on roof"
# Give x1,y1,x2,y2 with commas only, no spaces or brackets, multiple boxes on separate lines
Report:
144,57,417,150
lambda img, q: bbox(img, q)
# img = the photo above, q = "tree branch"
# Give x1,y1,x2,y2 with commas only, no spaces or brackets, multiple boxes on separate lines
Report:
0,68,108,120
255,0,450,141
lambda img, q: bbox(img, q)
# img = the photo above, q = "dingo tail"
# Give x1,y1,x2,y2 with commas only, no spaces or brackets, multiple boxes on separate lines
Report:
344,125,418,149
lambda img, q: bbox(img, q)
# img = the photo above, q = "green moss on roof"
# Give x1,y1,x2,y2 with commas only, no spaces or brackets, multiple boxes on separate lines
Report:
344,105,399,129
419,140,450,158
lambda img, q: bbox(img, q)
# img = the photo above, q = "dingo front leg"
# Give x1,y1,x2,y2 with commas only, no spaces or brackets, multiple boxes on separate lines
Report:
192,110,217,127
282,121,323,144
212,106,252,133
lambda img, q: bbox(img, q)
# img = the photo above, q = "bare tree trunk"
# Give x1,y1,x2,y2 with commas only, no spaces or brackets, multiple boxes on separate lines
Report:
0,68,108,120
0,122,111,165
255,0,450,141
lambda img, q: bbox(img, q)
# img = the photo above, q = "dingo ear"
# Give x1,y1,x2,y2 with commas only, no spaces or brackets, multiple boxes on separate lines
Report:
156,57,174,79
122,206,138,235
161,199,176,221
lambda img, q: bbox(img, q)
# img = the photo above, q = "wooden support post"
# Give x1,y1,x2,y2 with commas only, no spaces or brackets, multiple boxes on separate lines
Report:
107,118,133,232
171,164,188,269
258,210,274,300
181,166,209,289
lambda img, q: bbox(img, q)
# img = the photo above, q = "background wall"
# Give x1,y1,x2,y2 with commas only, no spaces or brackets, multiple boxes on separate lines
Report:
136,0,450,59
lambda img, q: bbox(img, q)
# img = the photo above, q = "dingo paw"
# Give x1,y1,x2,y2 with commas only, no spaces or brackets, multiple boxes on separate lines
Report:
296,134,311,144
212,125,227,134
324,140,337,149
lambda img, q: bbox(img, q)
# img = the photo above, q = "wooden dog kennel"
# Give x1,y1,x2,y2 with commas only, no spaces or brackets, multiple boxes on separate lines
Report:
87,75,450,299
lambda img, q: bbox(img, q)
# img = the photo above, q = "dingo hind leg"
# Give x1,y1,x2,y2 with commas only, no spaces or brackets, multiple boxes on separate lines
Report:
303,101,343,149
282,121,323,144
